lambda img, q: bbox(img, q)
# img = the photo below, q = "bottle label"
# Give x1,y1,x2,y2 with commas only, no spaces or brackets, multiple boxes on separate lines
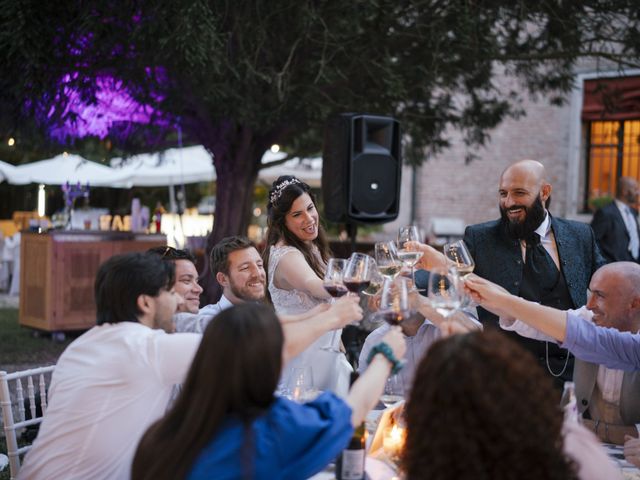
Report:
340,449,365,480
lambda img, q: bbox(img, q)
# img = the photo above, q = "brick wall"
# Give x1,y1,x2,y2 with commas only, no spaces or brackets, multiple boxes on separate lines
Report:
384,89,577,237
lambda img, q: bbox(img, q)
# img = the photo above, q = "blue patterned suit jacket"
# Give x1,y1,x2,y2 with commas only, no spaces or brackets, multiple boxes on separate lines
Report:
463,216,606,325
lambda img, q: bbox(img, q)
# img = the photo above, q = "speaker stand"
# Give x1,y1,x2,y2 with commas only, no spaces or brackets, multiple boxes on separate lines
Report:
347,222,358,255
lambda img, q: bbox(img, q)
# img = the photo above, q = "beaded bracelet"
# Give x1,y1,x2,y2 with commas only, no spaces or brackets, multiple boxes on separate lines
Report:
367,342,403,375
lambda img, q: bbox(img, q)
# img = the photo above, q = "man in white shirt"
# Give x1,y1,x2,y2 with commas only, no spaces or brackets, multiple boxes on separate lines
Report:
500,262,640,445
176,236,265,333
18,252,201,480
591,176,640,264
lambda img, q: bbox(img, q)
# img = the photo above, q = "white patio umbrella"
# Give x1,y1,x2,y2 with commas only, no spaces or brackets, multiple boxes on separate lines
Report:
0,159,33,185
110,145,215,187
259,153,322,188
10,153,127,186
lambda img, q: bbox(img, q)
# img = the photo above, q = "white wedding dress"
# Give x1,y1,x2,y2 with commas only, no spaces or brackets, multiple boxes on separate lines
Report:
268,245,353,397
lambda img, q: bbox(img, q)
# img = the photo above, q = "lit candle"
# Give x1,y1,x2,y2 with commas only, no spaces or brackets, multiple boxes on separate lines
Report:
382,424,405,458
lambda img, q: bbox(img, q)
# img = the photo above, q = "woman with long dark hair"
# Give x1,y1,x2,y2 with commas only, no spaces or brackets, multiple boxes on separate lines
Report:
132,303,405,480
262,175,351,395
403,330,619,480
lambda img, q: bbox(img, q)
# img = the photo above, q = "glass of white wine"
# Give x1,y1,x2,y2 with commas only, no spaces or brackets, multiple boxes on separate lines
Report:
443,240,475,279
397,226,424,290
362,259,384,297
375,241,402,279
427,267,462,318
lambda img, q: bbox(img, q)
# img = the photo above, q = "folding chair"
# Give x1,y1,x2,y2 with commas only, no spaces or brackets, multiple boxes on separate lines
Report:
0,366,55,479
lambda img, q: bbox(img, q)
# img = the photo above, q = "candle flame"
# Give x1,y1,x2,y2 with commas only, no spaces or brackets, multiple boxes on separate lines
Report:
390,424,403,441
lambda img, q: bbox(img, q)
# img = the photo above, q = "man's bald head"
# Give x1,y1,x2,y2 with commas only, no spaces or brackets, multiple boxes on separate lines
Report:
597,262,640,297
587,261,640,332
617,176,639,206
501,159,548,189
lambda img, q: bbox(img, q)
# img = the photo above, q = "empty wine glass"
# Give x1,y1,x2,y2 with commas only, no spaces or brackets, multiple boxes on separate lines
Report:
397,226,424,290
378,277,411,327
322,258,348,352
286,366,318,402
427,267,462,318
375,241,402,279
443,240,475,279
380,374,405,408
343,253,374,295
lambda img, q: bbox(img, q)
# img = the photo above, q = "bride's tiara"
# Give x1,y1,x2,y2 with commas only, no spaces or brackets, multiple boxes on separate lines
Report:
269,178,302,204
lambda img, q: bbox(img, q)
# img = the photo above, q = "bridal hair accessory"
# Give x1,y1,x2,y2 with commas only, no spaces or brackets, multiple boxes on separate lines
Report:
269,177,302,204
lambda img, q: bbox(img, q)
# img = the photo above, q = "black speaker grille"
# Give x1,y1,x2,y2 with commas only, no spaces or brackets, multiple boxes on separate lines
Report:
349,153,399,215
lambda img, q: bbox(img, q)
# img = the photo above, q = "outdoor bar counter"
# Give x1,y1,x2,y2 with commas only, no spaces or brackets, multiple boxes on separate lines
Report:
19,230,166,332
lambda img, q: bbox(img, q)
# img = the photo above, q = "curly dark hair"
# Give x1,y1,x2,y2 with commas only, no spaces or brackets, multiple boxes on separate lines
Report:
402,330,578,480
262,176,331,299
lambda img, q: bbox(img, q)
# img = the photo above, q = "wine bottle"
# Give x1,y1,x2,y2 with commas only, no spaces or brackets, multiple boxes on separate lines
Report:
336,373,366,480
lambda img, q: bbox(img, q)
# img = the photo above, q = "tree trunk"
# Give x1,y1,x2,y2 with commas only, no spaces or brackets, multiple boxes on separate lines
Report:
198,124,266,304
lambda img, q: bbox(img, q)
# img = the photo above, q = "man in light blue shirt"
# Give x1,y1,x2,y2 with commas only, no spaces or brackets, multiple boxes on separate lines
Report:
465,267,640,372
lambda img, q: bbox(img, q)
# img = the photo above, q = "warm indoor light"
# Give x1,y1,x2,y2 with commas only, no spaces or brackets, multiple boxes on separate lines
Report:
7,137,15,146
253,207,262,216
37,184,46,217
270,144,280,153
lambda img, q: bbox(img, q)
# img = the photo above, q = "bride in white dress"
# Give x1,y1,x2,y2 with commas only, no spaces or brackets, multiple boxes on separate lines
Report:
263,176,353,397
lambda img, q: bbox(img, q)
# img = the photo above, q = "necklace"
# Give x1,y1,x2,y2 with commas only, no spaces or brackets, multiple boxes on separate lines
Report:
545,341,570,377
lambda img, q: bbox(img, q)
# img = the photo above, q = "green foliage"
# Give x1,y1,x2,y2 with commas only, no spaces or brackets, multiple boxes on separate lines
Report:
2,1,640,162
1,0,640,256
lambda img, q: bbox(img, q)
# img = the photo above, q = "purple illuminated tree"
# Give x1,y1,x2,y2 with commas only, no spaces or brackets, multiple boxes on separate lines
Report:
1,1,640,301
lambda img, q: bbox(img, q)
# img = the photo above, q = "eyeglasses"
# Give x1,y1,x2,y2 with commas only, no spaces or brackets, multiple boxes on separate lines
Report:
148,246,193,261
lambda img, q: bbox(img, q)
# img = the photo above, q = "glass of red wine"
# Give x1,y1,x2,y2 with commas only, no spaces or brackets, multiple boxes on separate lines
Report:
322,258,348,352
343,253,374,295
323,258,348,299
378,277,411,327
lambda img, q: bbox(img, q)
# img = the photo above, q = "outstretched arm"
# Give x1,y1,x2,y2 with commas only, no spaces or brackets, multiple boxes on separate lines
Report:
464,274,568,341
404,241,448,271
346,328,406,427
273,249,330,300
281,295,362,363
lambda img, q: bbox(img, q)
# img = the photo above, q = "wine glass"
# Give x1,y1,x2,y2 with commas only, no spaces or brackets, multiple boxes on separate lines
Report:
343,253,374,295
285,366,318,402
323,258,348,299
378,277,411,327
322,258,348,352
443,240,475,279
427,268,462,318
363,257,384,296
397,226,424,290
375,241,402,279
380,375,405,408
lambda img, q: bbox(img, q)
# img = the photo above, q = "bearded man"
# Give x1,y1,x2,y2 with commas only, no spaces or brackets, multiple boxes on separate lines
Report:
463,159,606,387
175,236,266,333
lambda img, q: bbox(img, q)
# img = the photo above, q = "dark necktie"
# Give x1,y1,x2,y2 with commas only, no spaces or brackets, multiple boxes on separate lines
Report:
525,233,559,293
